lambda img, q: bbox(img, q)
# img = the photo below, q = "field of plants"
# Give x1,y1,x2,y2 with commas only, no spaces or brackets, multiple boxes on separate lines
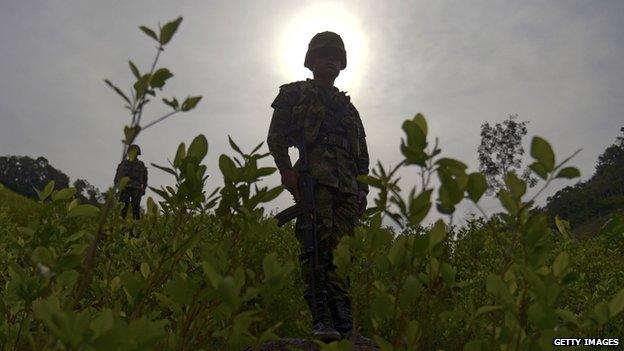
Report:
1,17,623,351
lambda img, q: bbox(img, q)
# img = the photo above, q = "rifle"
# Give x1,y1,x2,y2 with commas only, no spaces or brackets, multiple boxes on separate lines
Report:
273,122,320,319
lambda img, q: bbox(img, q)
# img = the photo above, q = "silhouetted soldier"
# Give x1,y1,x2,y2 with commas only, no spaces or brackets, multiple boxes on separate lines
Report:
114,144,147,220
267,31,370,342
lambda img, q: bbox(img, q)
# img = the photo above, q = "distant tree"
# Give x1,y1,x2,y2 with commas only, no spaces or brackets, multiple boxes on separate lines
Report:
73,178,104,206
0,155,70,199
546,127,624,227
477,114,537,194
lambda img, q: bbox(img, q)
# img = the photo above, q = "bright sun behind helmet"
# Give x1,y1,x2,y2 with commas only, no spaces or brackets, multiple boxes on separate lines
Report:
304,31,347,70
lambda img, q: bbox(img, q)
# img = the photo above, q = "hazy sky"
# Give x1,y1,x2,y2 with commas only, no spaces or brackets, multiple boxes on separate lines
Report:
1,0,623,220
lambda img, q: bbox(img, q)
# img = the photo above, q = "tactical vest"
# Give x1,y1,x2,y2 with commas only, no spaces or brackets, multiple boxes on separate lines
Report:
118,160,146,189
290,81,361,158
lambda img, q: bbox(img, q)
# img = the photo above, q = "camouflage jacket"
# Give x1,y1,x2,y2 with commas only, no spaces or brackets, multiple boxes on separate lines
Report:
267,79,369,195
114,159,148,190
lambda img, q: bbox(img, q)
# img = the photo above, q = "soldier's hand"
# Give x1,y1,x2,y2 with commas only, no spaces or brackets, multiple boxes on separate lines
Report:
357,190,367,217
280,169,300,201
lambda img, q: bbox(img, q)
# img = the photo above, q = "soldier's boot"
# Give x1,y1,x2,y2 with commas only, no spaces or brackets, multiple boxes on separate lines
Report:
312,318,341,342
308,296,341,341
331,299,372,345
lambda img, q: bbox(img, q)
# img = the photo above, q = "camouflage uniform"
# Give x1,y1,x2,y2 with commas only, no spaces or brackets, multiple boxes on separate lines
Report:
114,159,148,219
267,78,369,334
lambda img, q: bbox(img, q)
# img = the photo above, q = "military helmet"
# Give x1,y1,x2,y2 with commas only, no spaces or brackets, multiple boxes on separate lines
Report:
128,144,141,156
304,31,347,70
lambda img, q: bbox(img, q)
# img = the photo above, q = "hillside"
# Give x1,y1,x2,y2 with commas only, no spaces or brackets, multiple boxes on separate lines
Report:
0,183,39,225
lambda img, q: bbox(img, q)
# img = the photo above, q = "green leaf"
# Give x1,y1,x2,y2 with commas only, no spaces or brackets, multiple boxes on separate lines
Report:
52,188,76,201
150,68,173,89
65,230,87,243
409,189,432,225
120,272,145,299
436,158,467,171
187,134,208,161
525,214,548,248
464,340,486,351
399,275,422,307
139,26,159,42
17,226,35,236
413,113,428,136
162,97,179,110
256,167,276,178
428,220,446,251
528,302,557,329
402,118,427,150
104,79,131,104
129,60,141,79
31,246,53,267
68,204,100,218
552,251,569,278
405,320,421,345
589,301,610,324
440,261,457,286
388,238,406,266
373,336,394,351
529,162,548,180
219,154,238,182
124,125,141,145
181,96,202,111
40,181,55,201
531,136,555,172
133,74,151,98
90,309,114,338
467,172,487,202
150,163,177,176
228,135,243,155
608,288,624,317
505,172,526,199
140,262,150,279
498,190,517,216
202,262,222,288
555,309,580,327
357,174,383,189
486,274,512,304
555,215,571,236
159,17,183,45
475,305,503,316
118,176,130,191
437,167,465,204
555,167,580,179
259,186,283,203
173,142,186,168
371,293,394,319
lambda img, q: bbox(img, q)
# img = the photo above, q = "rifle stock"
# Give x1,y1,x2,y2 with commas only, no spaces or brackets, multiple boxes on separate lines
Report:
274,203,304,227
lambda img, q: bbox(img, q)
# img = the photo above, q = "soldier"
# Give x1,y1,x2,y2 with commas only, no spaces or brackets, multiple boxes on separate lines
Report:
114,144,148,220
267,31,370,342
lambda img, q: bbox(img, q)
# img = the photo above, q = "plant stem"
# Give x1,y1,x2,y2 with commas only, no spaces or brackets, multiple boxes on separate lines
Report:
142,111,179,130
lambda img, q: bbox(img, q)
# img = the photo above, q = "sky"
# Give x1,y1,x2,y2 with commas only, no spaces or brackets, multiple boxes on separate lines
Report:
1,0,623,222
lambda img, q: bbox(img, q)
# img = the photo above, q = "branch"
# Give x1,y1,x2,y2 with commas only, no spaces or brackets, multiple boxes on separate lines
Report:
141,110,179,130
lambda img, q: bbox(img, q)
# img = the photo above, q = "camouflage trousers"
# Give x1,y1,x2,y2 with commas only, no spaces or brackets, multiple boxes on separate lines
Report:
119,187,142,220
295,184,357,332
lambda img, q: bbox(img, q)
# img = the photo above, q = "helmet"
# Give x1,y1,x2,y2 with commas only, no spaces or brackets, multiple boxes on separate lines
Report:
304,31,347,70
129,144,141,156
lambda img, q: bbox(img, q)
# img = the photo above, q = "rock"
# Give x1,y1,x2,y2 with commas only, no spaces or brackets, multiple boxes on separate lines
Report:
255,338,380,351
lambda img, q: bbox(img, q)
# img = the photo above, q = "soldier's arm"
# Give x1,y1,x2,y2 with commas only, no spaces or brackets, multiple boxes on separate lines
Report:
267,108,293,172
355,111,370,194
267,85,297,172
142,163,148,188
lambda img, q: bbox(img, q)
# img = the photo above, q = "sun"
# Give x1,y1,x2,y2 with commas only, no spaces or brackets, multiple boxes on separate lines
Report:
278,3,368,95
